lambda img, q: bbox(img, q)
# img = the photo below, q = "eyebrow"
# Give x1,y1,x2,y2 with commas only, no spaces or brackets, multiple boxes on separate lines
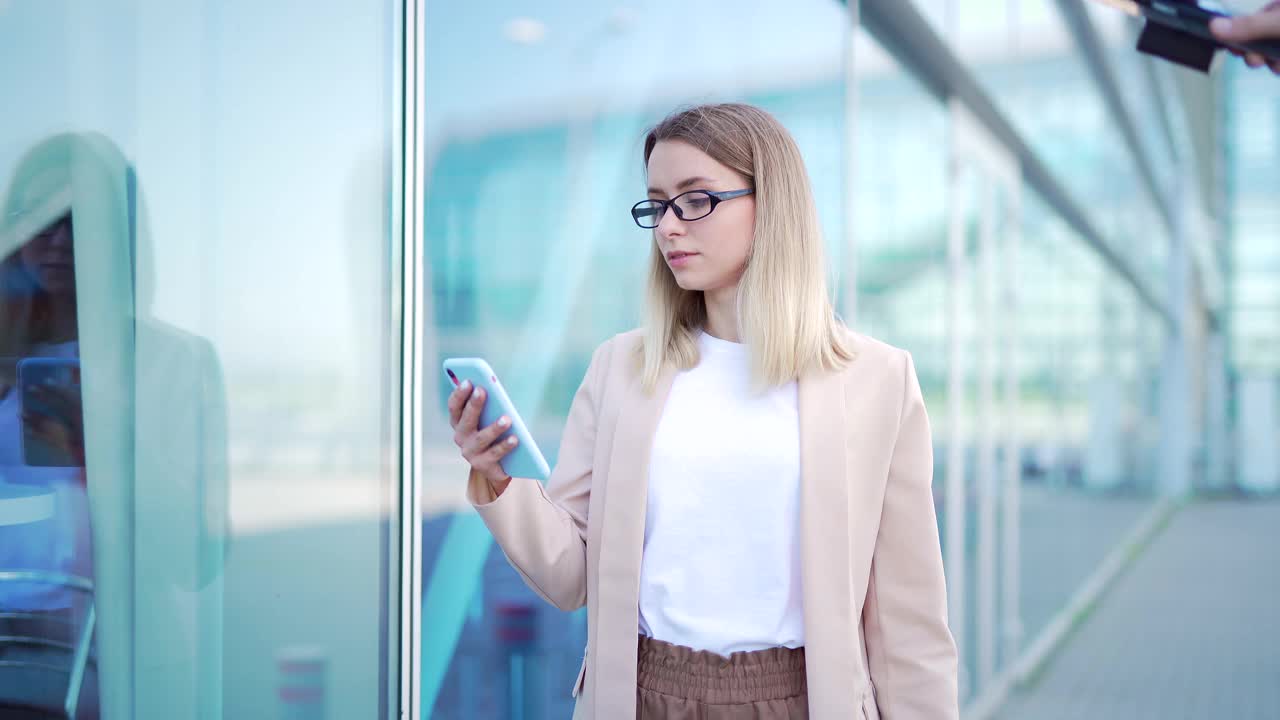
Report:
647,176,716,197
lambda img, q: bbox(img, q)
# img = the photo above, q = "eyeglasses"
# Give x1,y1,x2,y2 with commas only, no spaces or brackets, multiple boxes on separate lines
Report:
630,188,753,229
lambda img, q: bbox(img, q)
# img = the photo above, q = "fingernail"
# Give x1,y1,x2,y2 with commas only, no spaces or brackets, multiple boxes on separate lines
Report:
461,380,470,389
507,436,517,444
1211,17,1230,33
499,416,510,426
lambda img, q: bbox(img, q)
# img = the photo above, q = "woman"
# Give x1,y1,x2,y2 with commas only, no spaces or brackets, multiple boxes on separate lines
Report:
450,103,958,719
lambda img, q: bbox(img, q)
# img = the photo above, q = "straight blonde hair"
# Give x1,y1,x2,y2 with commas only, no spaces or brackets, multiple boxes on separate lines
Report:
636,103,855,394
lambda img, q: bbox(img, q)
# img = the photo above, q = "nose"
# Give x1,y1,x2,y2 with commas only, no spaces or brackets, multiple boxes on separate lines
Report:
656,204,686,239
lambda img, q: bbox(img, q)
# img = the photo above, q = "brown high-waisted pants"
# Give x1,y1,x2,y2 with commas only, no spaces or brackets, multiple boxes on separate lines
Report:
635,634,809,719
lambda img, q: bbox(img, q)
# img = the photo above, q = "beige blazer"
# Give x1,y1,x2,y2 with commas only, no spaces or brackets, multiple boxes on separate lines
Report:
467,328,958,720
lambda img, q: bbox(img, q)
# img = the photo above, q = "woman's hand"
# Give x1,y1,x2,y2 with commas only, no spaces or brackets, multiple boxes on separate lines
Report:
1211,2,1280,74
448,381,519,495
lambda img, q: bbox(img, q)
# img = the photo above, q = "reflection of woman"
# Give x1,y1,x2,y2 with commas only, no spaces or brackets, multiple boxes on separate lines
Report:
0,209,92,613
450,104,958,719
6,131,230,720
0,199,96,719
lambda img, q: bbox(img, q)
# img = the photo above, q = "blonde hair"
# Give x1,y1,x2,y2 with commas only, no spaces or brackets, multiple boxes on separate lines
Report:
636,103,855,394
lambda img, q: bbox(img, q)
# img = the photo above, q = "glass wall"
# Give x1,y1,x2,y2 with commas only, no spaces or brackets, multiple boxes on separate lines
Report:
0,1,403,718
418,0,1188,714
0,0,1236,717
851,9,1167,706
1226,63,1280,373
1224,60,1280,493
420,1,850,717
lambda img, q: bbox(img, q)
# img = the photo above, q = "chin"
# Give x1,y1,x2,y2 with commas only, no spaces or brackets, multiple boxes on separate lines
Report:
673,276,709,292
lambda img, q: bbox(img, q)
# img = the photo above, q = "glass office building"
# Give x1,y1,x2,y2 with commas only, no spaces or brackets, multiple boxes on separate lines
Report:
1,0,1274,718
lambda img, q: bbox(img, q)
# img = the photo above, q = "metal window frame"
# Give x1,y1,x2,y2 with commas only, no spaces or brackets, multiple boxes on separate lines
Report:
398,0,426,717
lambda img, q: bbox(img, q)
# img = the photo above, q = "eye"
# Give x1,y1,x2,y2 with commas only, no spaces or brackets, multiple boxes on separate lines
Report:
674,193,713,216
634,201,665,217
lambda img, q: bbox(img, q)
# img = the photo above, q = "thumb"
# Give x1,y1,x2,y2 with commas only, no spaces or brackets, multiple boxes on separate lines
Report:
1211,7,1280,43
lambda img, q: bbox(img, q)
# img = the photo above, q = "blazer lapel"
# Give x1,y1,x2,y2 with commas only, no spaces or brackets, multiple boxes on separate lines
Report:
593,361,675,720
798,363,859,711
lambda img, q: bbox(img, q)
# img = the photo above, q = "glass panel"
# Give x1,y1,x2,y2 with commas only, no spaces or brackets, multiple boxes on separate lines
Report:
0,1,402,718
1014,187,1163,657
854,19,964,692
1226,62,1280,373
968,0,1169,288
854,15,1165,704
421,1,850,716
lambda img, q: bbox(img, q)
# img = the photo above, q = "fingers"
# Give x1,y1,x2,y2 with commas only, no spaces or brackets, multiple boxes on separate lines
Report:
27,385,80,416
447,379,519,479
1211,8,1280,44
480,433,519,467
453,385,486,439
461,422,519,472
465,415,512,457
1226,47,1276,71
459,385,486,433
447,381,472,427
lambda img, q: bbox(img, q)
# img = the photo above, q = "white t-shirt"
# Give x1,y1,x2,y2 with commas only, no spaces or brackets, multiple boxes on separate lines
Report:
638,330,804,657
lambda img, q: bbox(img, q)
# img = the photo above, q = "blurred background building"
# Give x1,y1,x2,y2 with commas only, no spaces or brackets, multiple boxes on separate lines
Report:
1,0,1276,718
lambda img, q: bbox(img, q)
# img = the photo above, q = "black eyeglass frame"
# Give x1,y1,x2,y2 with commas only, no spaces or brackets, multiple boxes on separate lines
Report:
630,188,754,229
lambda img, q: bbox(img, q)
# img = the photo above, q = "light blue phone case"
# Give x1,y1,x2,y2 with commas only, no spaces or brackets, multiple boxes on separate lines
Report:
443,357,550,481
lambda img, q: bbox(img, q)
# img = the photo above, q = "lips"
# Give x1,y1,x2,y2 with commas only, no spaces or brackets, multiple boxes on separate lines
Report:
667,251,698,260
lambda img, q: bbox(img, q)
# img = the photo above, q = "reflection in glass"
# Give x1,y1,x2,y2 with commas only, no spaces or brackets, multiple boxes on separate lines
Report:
5,0,402,715
0,130,237,720
0,139,96,719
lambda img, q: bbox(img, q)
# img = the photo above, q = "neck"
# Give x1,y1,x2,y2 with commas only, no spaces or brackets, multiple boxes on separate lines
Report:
702,284,740,343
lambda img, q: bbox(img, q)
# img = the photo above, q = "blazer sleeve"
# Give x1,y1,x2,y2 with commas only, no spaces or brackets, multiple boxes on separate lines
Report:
862,350,960,719
464,337,611,612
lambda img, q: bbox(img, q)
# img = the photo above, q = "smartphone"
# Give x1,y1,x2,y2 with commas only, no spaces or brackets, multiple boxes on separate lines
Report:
18,357,84,468
1151,1,1280,63
443,357,550,481
1091,0,1280,71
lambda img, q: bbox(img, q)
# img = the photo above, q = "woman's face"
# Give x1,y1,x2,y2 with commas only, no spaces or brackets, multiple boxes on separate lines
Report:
646,140,755,293
20,213,75,296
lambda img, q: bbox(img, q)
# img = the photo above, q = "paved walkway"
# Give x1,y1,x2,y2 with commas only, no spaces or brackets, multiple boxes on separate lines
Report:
995,498,1280,720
